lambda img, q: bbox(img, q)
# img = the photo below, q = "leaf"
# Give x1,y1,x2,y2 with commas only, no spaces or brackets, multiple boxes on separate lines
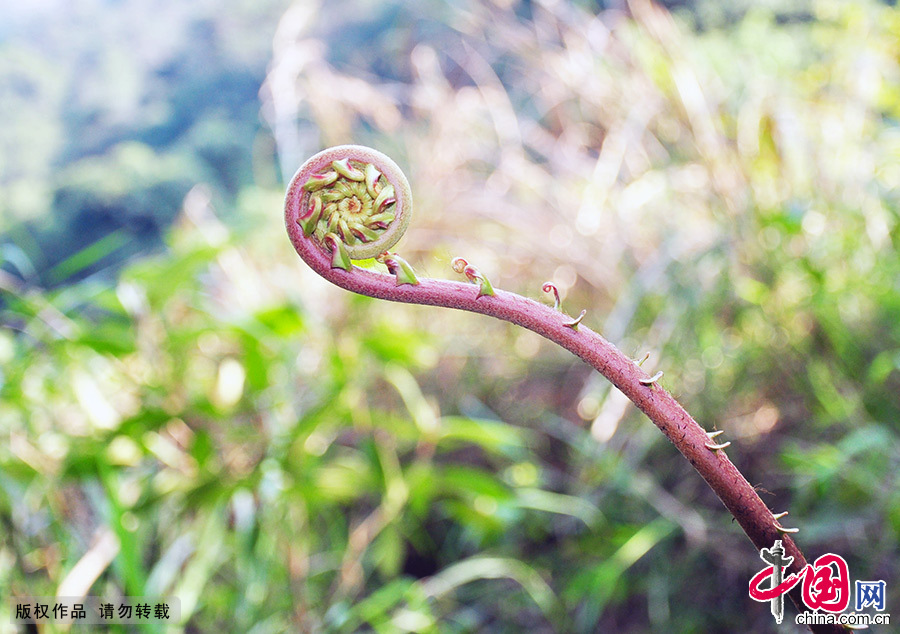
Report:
564,518,674,624
421,556,559,620
437,416,530,457
515,488,603,526
438,465,513,501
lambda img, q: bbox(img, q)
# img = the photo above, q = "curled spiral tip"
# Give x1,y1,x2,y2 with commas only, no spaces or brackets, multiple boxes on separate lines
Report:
285,145,412,261
451,257,494,297
331,157,365,181
376,251,419,286
303,171,338,192
541,282,561,311
322,233,338,248
450,257,468,274
466,266,495,298
323,233,352,271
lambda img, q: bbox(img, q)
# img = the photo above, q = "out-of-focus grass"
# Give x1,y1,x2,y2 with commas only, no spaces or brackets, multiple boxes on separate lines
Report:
2,0,899,631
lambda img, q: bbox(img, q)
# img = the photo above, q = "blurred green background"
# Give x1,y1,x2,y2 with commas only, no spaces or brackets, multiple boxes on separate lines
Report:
1,0,899,631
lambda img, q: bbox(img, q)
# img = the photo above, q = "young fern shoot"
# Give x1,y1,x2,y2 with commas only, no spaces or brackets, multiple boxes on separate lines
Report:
284,145,845,633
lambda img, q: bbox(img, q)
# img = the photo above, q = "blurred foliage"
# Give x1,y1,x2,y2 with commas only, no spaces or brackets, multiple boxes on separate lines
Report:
0,0,286,287
2,0,900,632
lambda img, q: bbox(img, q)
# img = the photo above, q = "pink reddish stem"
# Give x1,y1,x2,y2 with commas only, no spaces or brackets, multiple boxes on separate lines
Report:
286,171,845,633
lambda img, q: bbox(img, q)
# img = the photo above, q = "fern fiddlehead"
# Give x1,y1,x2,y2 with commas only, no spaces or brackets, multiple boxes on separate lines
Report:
284,145,845,633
